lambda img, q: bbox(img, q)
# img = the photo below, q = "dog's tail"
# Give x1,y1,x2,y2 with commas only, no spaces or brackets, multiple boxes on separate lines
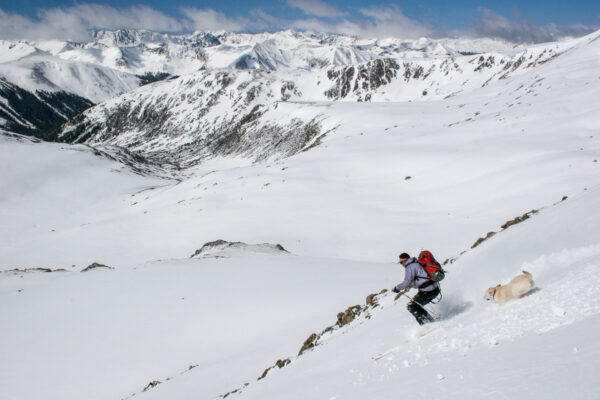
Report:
521,270,534,287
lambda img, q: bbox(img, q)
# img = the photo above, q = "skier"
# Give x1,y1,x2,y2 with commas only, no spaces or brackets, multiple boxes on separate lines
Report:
392,252,440,325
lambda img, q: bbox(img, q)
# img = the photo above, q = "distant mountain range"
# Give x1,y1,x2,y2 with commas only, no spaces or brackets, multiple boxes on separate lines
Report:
0,28,583,159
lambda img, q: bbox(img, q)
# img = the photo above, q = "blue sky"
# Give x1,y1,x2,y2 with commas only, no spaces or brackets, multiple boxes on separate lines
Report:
0,0,598,42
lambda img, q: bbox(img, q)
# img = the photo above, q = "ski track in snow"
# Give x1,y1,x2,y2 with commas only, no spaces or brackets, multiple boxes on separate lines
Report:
380,247,600,367
222,243,600,400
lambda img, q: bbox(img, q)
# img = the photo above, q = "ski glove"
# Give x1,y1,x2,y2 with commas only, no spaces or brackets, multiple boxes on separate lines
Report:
392,288,400,293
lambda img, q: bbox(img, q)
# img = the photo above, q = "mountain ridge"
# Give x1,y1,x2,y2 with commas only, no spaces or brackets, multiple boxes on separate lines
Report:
51,31,588,166
3,28,589,145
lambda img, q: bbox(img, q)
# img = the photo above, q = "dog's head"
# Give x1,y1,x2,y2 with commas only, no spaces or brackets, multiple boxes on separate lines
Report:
483,285,500,301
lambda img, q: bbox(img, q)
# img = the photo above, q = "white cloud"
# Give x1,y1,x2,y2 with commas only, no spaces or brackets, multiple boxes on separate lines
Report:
286,0,346,18
42,4,183,32
0,5,184,41
0,8,88,41
285,4,597,41
288,5,433,39
179,7,249,32
356,5,434,37
0,5,253,41
251,9,280,25
471,8,596,43
249,9,286,32
0,4,595,43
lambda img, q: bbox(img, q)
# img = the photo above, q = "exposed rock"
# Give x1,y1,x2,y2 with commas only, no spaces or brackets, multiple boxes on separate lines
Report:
190,240,289,258
337,304,363,327
221,383,249,399
443,257,457,265
298,333,320,356
1,267,68,275
366,293,378,307
225,287,392,397
280,81,302,101
258,358,291,380
321,325,335,335
366,289,387,307
501,209,538,229
307,57,328,69
81,262,114,272
222,388,240,398
474,56,496,72
84,145,179,178
136,72,172,86
142,380,161,392
468,209,540,251
275,358,290,368
325,59,399,100
471,231,497,249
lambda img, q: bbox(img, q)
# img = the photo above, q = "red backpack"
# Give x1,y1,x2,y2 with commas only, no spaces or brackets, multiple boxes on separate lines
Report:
417,250,445,282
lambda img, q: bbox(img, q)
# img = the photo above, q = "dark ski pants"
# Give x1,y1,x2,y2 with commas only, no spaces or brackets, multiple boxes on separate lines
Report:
407,287,440,325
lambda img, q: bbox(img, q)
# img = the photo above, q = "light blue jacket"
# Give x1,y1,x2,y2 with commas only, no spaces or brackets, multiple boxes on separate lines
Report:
394,257,439,292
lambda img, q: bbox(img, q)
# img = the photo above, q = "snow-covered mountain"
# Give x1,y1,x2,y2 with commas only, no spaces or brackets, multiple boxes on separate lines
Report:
54,33,572,166
0,29,518,140
0,40,143,137
1,29,518,75
1,29,600,400
0,29,521,101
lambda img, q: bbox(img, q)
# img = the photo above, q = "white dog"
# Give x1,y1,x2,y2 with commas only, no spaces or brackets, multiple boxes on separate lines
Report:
484,271,534,305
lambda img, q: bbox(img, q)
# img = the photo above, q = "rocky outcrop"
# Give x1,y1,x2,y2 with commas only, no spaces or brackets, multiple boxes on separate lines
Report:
80,262,114,272
258,359,291,380
142,380,161,392
1,267,68,275
297,289,388,356
217,288,390,398
336,305,363,327
136,72,172,86
471,209,540,249
471,231,497,249
366,289,387,307
325,58,400,101
190,240,289,258
280,81,302,101
501,209,539,229
298,333,320,356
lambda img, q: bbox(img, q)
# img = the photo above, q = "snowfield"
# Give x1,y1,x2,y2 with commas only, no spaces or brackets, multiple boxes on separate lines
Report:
1,30,600,400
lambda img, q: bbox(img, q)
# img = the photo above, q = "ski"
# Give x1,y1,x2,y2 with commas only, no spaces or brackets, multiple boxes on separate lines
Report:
416,325,439,337
372,346,401,360
371,326,440,360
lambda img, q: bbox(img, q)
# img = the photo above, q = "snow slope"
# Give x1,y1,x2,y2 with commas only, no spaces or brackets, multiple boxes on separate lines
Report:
224,188,600,400
20,31,594,267
1,31,600,400
0,249,395,400
0,47,141,137
0,54,140,103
